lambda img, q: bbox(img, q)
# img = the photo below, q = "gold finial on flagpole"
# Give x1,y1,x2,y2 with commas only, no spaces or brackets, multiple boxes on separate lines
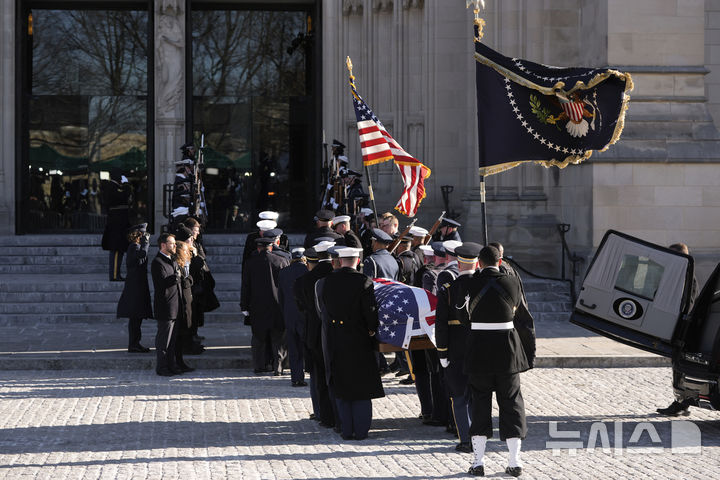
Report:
466,0,486,41
346,56,353,77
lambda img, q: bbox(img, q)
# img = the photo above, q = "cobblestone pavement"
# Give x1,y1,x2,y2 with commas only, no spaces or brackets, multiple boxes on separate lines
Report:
1,367,718,479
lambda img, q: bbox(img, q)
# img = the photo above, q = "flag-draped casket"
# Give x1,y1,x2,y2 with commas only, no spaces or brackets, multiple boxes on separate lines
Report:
373,279,437,350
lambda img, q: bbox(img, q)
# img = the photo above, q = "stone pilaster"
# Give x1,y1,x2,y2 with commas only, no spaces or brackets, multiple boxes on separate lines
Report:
0,0,15,234
154,0,186,231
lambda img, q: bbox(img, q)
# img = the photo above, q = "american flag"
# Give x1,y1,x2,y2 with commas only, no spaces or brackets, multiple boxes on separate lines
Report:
373,278,437,349
350,77,431,217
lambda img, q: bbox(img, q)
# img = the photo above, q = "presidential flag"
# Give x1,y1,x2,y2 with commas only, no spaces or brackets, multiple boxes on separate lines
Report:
373,278,437,349
472,24,633,176
348,64,431,217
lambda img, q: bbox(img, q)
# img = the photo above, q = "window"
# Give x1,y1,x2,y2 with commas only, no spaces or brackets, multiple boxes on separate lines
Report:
615,254,665,301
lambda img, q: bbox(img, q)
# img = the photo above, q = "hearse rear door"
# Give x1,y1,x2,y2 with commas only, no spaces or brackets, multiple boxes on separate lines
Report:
571,230,693,357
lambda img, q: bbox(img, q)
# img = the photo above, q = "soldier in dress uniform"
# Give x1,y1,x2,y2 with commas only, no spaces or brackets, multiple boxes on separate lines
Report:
241,237,290,374
304,210,343,248
293,241,338,427
266,228,292,262
333,215,363,252
414,244,435,289
422,242,446,294
362,229,399,280
101,168,131,281
242,211,289,264
436,240,461,293
316,247,385,440
396,236,421,286
436,242,482,453
278,248,309,387
465,246,528,478
358,208,376,258
433,218,462,243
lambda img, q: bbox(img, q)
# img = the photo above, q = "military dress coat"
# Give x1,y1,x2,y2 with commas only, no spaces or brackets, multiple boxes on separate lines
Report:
278,261,309,335
116,239,153,319
294,261,334,352
303,226,343,249
316,267,385,401
463,268,529,376
242,231,290,264
362,249,399,280
240,250,289,332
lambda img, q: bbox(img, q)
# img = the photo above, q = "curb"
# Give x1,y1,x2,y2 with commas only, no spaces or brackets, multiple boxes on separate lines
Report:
0,354,670,371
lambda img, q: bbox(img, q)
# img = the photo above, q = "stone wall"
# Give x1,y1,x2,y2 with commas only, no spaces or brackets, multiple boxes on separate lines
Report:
0,0,15,235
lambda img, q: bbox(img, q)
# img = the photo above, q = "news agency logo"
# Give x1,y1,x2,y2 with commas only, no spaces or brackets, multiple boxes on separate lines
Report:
546,421,701,455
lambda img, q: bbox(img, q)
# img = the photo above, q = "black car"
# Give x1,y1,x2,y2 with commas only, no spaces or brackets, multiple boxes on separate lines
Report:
571,230,720,410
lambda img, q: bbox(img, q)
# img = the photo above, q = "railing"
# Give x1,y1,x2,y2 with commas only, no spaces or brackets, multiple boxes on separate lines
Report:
502,223,584,305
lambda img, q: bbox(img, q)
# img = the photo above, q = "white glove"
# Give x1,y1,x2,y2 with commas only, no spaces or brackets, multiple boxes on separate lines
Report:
440,358,450,368
121,175,129,184
241,311,249,316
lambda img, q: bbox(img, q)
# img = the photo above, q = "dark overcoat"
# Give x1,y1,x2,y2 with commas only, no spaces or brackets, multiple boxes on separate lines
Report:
278,261,309,334
317,267,385,401
294,261,334,352
151,253,182,321
243,231,290,264
303,226,343,248
241,250,289,332
463,268,529,375
362,249,399,280
116,240,153,319
179,270,193,329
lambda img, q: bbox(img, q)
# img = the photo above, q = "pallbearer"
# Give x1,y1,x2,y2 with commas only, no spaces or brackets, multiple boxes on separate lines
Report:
316,247,385,440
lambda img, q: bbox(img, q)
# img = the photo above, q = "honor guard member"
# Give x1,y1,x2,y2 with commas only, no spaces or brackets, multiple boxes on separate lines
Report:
363,229,399,280
333,215,363,252
358,208,376,258
436,240,462,295
490,242,527,307
465,246,528,478
150,233,182,376
266,228,292,262
304,210,343,248
242,211,288,263
434,218,462,243
315,247,385,440
436,242,482,453
293,241,338,428
241,237,290,374
414,244,435,289
278,248,309,386
396,236,421,286
101,168,131,281
422,242,446,294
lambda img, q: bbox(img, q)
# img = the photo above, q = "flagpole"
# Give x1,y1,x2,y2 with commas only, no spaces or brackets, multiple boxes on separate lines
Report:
480,174,488,245
347,56,380,228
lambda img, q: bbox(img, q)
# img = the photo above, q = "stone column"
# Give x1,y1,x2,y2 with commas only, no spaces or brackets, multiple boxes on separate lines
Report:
0,0,15,234
154,0,186,231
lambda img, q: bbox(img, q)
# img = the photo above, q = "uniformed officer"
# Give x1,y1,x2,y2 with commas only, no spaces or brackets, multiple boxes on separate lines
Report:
490,242,528,308
242,211,289,264
362,229,399,280
304,210,343,248
436,242,482,453
414,244,435,289
266,228,292,262
436,240,461,295
433,218,462,243
422,242,446,294
333,215,363,252
316,247,385,440
464,246,528,478
396,236,421,286
278,248,309,386
241,237,290,374
293,240,338,428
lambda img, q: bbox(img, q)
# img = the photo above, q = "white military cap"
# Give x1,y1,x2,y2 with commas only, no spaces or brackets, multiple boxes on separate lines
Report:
333,215,351,224
259,211,279,220
409,226,429,237
291,247,306,259
418,245,434,255
314,241,336,253
442,240,462,254
335,247,363,258
256,219,277,231
360,208,373,217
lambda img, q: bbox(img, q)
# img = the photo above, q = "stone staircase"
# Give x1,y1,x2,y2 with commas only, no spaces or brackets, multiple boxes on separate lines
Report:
522,277,574,323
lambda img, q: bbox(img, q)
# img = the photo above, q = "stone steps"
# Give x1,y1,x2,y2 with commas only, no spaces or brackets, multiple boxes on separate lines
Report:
0,312,240,324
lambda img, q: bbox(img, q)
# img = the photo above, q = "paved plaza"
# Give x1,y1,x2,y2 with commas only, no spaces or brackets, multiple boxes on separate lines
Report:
1,367,718,479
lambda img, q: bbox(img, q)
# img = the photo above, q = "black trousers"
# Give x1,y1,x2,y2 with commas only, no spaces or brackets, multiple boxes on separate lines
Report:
109,251,124,280
425,349,449,424
335,398,372,439
128,317,143,349
251,327,284,372
468,372,526,440
410,349,432,416
311,348,336,426
285,327,305,383
155,319,178,373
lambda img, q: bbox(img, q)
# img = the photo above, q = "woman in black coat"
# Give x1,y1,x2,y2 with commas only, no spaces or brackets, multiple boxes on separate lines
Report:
173,240,195,372
116,223,153,352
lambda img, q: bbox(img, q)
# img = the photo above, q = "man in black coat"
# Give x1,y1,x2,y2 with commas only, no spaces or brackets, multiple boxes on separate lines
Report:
436,242,482,453
316,247,385,440
241,237,290,374
464,246,528,478
101,169,131,281
278,248,309,386
294,243,337,427
150,233,183,376
304,210,343,248
117,223,153,353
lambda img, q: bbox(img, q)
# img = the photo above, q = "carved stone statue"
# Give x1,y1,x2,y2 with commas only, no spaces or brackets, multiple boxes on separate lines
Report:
156,13,184,117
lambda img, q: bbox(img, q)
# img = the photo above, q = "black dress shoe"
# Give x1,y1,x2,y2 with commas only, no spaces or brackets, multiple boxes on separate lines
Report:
128,345,150,353
399,376,415,385
156,369,175,377
468,465,484,476
656,400,690,417
291,381,308,387
378,367,391,376
341,434,354,440
318,421,335,429
505,466,522,477
309,413,316,420
179,365,195,373
455,442,473,453
422,418,445,426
